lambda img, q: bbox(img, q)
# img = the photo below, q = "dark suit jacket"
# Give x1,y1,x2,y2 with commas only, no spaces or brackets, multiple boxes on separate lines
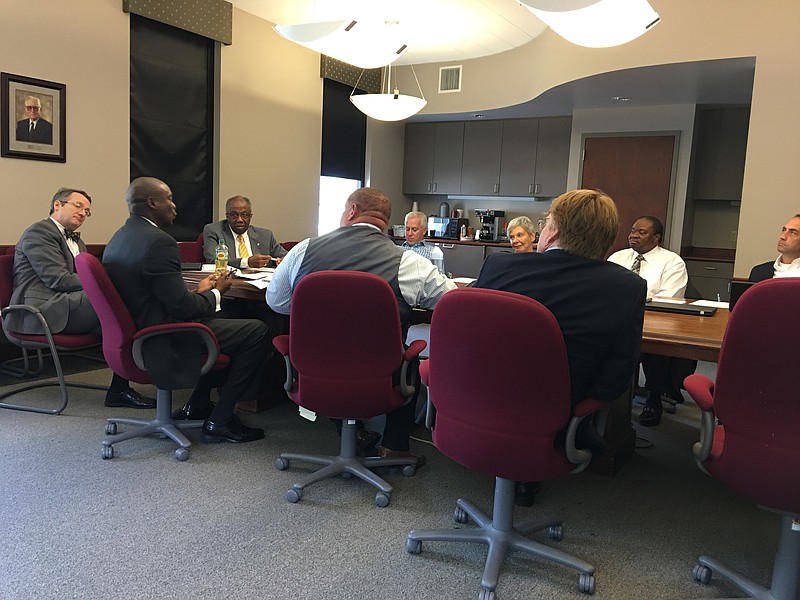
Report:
476,249,647,408
16,118,53,144
748,260,774,282
103,215,217,388
8,218,87,334
202,221,287,268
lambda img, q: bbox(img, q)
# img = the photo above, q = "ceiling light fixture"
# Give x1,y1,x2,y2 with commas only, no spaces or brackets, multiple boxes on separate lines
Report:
274,19,407,69
519,0,660,48
350,65,427,122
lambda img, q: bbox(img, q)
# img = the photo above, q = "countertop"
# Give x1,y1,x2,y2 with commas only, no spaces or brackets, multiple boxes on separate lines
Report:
389,235,512,249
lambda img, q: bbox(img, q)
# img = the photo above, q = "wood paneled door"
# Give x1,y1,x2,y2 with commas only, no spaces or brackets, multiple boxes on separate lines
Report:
581,135,676,255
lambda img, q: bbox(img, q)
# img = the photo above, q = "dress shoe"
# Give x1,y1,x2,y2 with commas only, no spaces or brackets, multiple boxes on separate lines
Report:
356,428,381,454
171,401,215,421
377,446,426,468
514,481,542,507
200,414,265,444
104,388,156,409
639,405,662,427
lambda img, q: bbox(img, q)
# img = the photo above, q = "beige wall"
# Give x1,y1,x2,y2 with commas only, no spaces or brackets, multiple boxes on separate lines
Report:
0,0,130,244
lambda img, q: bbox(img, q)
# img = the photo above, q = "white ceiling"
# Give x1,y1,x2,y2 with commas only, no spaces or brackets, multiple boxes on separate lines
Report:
230,1,755,119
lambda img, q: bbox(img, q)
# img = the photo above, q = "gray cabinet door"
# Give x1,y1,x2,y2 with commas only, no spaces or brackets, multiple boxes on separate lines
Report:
432,122,464,195
438,243,486,278
461,120,503,195
534,117,571,198
692,108,749,201
499,119,539,196
403,123,435,194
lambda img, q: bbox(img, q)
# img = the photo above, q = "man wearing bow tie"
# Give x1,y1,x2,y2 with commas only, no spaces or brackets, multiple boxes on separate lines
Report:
8,188,155,409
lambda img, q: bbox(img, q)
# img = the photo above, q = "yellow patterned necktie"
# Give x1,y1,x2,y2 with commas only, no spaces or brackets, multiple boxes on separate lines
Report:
237,234,249,259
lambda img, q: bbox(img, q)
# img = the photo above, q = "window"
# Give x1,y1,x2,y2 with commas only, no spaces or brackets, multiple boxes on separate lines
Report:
318,176,361,235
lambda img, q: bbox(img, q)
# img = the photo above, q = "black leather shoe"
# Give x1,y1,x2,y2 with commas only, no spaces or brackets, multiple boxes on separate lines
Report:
104,388,156,409
639,405,662,427
515,481,542,507
356,428,381,454
200,415,265,444
171,402,215,421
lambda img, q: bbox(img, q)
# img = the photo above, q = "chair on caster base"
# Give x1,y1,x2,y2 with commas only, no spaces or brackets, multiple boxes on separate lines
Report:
76,253,230,461
406,288,607,598
683,278,800,600
272,271,426,508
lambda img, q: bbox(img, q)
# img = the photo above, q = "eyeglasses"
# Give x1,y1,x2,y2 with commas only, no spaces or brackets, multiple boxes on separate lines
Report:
226,211,252,219
25,105,41,111
63,200,91,217
537,218,549,232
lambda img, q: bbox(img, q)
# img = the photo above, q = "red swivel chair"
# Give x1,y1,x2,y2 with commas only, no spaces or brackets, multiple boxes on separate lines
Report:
407,288,608,598
0,253,106,414
178,232,204,263
75,253,230,461
683,278,800,600
280,241,298,252
272,271,426,507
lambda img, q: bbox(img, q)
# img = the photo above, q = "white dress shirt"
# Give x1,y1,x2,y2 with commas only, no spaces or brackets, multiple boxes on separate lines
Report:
772,256,800,277
608,245,688,298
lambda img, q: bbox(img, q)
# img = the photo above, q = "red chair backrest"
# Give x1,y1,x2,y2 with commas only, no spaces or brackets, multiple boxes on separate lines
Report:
178,232,204,263
426,287,573,482
288,270,405,418
75,252,150,384
281,241,298,251
706,278,800,512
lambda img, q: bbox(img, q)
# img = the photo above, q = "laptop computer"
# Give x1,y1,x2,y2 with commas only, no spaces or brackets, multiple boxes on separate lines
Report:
728,280,757,311
645,300,717,316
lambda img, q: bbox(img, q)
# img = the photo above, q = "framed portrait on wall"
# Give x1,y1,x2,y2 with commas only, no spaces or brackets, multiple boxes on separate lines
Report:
1,72,66,162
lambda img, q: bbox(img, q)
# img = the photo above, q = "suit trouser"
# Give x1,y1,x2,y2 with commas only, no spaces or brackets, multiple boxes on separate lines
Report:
198,317,270,423
641,354,697,406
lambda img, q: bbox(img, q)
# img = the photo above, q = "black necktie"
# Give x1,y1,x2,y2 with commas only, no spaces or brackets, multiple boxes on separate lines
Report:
631,253,644,274
65,230,81,242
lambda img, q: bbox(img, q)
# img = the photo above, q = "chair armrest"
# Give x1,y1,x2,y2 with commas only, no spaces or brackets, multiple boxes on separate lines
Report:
132,322,219,376
683,374,717,472
399,340,427,398
403,339,426,362
272,334,294,395
565,397,610,473
2,303,55,343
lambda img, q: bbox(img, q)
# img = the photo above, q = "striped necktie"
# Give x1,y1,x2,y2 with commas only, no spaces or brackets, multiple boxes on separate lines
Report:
237,234,249,259
631,253,644,274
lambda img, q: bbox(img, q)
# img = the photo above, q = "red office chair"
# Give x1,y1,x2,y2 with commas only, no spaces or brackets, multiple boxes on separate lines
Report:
683,278,800,600
407,288,608,598
0,253,106,414
75,253,230,461
177,232,204,263
272,271,426,507
280,241,298,252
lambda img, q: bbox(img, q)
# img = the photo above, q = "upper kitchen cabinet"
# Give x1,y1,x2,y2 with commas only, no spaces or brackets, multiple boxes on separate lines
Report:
456,117,571,197
403,122,464,195
691,107,750,201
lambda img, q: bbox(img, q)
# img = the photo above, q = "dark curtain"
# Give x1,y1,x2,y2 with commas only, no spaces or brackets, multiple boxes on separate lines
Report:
321,79,366,182
130,14,214,241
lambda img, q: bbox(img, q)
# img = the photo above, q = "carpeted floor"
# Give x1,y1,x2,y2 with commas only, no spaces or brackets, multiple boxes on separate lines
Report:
0,363,778,599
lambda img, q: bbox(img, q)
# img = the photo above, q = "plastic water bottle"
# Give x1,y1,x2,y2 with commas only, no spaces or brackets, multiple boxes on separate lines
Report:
430,244,445,275
214,238,229,276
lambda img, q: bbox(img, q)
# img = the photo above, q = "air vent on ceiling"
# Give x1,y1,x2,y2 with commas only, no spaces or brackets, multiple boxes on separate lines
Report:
439,65,462,93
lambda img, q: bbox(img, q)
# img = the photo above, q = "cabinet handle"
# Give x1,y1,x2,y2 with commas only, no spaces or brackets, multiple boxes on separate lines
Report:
493,183,499,194
528,183,533,194
433,182,438,193
703,266,718,271
427,182,431,193
534,183,541,195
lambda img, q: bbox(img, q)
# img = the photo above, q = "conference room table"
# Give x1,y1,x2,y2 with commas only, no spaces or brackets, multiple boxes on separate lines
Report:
183,271,730,472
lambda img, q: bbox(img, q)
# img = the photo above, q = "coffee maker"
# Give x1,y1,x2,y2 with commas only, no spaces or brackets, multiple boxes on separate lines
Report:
475,209,505,242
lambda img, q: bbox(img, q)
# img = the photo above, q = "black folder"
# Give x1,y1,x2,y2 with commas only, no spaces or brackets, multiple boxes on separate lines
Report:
645,300,717,316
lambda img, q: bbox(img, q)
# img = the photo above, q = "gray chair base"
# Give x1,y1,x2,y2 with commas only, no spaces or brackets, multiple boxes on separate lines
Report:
275,419,417,507
692,514,800,600
407,477,596,598
102,388,204,461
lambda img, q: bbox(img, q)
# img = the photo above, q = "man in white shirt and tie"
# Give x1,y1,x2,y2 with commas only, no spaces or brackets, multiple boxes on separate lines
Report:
202,195,287,269
608,216,689,427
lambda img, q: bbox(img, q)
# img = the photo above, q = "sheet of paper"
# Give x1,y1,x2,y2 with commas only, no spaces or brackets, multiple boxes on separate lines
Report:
452,276,477,286
200,263,215,272
649,297,685,304
690,300,729,309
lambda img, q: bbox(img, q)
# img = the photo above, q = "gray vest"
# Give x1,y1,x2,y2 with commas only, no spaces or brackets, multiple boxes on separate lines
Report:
296,225,412,332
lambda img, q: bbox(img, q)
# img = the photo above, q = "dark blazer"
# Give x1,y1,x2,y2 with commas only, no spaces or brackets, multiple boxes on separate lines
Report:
103,215,217,388
476,249,647,408
8,218,87,334
16,118,53,144
202,221,287,268
748,260,774,282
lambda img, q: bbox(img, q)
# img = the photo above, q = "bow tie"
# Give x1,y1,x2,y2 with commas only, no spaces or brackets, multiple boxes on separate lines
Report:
64,230,81,242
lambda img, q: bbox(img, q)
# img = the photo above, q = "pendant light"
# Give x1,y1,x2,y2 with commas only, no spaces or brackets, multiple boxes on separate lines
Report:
350,65,427,122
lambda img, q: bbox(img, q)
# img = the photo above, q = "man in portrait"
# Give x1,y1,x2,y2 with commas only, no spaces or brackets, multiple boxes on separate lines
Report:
15,95,53,144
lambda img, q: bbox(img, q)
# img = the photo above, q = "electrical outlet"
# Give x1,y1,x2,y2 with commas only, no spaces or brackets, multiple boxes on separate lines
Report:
730,230,738,242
